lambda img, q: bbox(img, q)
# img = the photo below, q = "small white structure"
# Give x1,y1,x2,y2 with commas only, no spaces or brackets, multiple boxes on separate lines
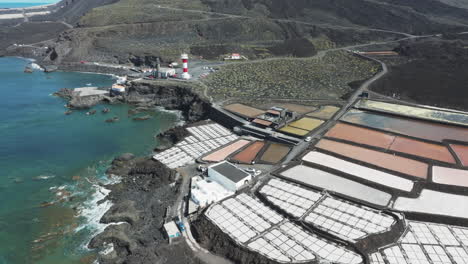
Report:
191,176,234,207
159,67,176,78
111,84,125,93
208,161,252,192
180,53,191,80
164,221,181,243
231,53,241,59
116,76,127,84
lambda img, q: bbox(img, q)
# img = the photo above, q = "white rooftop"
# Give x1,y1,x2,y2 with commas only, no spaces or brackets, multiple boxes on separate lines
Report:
164,221,180,237
191,176,234,206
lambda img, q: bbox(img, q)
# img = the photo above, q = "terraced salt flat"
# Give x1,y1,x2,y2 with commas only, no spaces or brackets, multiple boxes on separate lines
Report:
432,166,468,188
325,123,456,164
202,139,251,162
280,165,392,206
356,99,468,127
259,179,396,242
450,144,468,167
153,123,237,168
394,189,468,219
305,197,395,241
316,139,428,179
342,109,468,143
306,105,340,120
259,178,322,218
370,221,468,264
205,193,363,263
303,151,414,192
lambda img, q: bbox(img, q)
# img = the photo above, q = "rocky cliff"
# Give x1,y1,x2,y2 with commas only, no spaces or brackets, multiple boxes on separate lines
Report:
89,155,182,264
124,80,211,122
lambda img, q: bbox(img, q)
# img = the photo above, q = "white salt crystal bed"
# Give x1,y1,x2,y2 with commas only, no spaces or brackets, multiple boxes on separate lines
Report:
302,151,414,192
394,189,468,219
280,165,392,206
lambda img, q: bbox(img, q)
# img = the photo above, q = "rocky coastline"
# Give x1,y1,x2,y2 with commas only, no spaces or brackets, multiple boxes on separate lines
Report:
72,80,212,264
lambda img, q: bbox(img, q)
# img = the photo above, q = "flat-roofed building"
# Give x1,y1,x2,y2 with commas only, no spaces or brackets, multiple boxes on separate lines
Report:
208,161,252,191
191,176,234,207
164,221,181,243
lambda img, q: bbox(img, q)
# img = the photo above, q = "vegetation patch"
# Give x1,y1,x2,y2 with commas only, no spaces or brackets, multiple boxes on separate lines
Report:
203,51,379,100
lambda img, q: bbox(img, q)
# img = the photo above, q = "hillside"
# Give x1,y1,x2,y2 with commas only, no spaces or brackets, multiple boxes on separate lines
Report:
370,37,468,111
3,0,468,66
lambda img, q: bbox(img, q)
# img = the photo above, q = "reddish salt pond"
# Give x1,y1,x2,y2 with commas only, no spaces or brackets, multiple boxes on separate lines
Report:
325,123,395,149
326,123,456,164
450,144,468,167
231,141,265,164
342,109,468,143
389,137,456,164
432,166,468,188
202,139,250,162
316,139,428,179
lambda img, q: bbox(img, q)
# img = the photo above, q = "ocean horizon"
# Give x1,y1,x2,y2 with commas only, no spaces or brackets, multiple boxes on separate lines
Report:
0,57,178,264
0,2,57,8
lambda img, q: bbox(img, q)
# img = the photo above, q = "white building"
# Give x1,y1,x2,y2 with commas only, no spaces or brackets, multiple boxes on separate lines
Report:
208,161,252,192
163,221,181,243
191,176,234,207
159,67,176,78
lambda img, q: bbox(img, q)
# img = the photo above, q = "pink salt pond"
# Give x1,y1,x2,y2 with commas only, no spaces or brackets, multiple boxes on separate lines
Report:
316,139,428,179
450,144,468,167
325,123,456,164
432,166,468,188
202,139,250,162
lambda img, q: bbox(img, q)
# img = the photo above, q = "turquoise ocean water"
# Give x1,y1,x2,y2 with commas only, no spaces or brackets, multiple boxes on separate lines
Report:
0,57,178,264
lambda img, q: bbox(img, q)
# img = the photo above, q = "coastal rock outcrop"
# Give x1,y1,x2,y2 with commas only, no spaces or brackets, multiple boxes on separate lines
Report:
155,126,190,151
68,94,107,109
91,156,186,264
53,87,113,109
125,80,211,122
101,200,140,226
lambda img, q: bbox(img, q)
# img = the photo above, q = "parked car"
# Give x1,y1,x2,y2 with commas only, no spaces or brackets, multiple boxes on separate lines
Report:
174,217,186,232
305,136,312,142
197,165,207,173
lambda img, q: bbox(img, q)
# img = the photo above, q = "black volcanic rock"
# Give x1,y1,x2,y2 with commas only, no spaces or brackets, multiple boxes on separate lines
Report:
371,38,468,111
125,81,211,122
116,153,135,162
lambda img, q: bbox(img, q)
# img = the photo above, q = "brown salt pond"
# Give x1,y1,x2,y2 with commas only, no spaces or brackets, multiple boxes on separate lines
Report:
326,123,456,163
231,141,265,164
202,139,251,162
325,123,395,149
389,137,456,164
316,139,428,179
223,103,265,118
450,144,468,166
342,109,468,143
259,143,291,164
432,166,468,188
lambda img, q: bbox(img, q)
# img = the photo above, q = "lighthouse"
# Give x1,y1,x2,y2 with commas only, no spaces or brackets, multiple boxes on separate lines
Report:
181,53,191,80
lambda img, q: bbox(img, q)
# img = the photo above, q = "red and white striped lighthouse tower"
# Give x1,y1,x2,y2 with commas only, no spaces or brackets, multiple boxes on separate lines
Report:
181,53,191,79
